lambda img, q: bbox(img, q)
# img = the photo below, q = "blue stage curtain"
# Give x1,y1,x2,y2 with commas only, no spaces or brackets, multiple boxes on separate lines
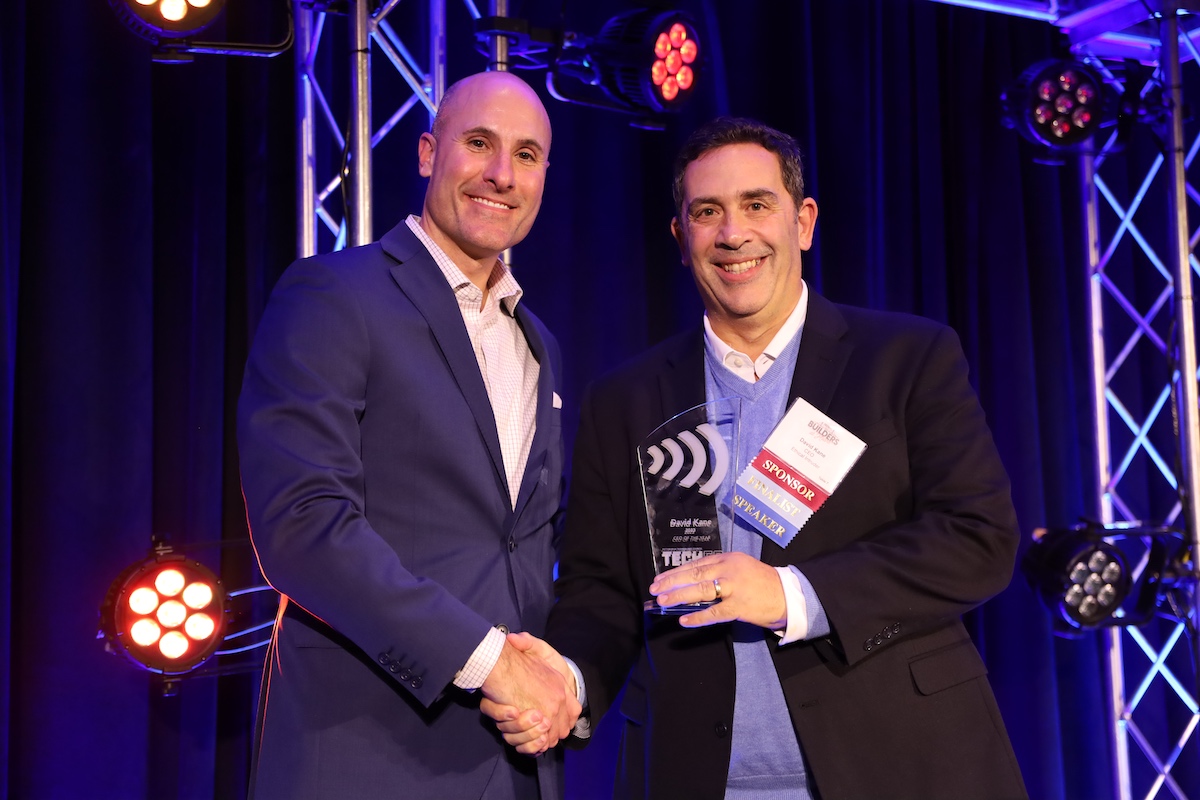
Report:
0,2,24,795
3,1,1197,798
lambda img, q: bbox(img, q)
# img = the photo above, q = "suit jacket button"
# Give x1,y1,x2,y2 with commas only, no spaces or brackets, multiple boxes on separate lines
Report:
891,623,901,634
410,676,423,689
863,639,873,651
508,538,517,552
714,722,729,738
874,634,884,645
399,669,412,680
388,664,401,674
378,654,392,665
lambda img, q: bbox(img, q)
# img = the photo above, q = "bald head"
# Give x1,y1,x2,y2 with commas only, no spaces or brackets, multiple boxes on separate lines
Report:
431,72,552,157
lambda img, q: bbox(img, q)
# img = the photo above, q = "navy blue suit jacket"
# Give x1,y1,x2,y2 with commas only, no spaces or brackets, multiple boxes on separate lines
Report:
547,291,1027,800
238,222,564,799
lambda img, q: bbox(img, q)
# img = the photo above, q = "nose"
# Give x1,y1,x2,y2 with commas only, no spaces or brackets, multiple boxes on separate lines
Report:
483,151,515,191
716,211,748,250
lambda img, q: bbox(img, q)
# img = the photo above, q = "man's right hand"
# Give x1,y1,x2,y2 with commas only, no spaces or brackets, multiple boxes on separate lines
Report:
480,632,580,753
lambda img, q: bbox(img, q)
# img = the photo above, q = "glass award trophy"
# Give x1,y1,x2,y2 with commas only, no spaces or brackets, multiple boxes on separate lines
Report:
638,397,740,615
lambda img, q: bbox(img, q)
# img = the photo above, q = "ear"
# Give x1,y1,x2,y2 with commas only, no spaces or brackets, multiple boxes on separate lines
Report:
796,197,819,250
671,217,688,263
418,132,436,178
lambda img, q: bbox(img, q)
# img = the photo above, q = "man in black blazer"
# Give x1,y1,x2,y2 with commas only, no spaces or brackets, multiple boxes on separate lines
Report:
238,71,577,800
488,117,1027,799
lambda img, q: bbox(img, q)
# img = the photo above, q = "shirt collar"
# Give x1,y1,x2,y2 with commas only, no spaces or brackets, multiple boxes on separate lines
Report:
406,215,524,314
703,280,809,380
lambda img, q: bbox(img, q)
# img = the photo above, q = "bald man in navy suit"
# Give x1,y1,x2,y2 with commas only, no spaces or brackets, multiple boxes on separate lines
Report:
238,71,577,800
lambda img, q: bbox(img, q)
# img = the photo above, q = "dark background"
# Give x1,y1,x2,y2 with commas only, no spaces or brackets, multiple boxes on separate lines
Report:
3,1,1199,798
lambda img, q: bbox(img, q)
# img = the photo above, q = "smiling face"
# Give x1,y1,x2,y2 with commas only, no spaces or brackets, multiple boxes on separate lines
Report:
671,142,817,355
417,72,552,282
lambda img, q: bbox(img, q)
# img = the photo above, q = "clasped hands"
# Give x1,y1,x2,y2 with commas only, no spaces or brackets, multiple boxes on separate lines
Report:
480,632,581,756
482,552,786,756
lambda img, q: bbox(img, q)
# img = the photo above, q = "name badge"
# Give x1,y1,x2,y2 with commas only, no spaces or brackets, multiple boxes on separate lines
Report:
733,397,866,547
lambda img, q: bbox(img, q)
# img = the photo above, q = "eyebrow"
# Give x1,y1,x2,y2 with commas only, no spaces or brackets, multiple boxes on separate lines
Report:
460,126,546,155
687,188,779,214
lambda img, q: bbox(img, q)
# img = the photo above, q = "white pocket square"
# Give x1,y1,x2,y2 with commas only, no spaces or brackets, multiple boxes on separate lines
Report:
552,392,562,409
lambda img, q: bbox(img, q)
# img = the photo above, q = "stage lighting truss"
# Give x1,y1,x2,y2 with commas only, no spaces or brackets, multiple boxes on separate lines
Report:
109,0,293,63
1022,522,1194,637
99,543,277,677
474,8,701,124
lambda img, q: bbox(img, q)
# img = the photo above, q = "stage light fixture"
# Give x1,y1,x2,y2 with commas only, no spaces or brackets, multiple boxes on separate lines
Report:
1001,59,1110,151
109,0,227,46
100,550,230,675
474,8,702,124
110,0,293,63
1022,522,1192,637
594,10,699,113
556,9,701,117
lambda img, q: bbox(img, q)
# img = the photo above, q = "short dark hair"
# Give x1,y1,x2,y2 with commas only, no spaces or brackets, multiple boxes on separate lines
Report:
672,117,806,216
430,79,464,139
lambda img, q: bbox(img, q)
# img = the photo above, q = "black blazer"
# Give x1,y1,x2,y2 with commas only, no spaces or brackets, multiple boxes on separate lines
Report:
547,290,1027,800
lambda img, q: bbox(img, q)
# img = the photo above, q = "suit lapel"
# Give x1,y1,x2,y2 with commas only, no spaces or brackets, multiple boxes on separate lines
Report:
788,290,851,413
657,330,707,422
764,290,852,566
381,224,508,495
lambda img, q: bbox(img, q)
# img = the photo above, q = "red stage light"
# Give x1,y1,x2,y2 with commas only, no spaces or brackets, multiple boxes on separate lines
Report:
668,23,687,48
661,77,679,102
654,33,671,59
109,0,227,43
665,50,683,75
652,60,668,86
1002,59,1106,152
100,551,229,674
130,619,162,647
183,581,213,609
156,568,185,596
128,586,159,615
160,631,190,660
583,8,702,116
186,613,216,641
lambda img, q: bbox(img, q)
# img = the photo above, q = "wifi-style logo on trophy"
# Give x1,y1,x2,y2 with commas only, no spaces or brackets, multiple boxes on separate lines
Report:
638,399,740,588
641,421,730,497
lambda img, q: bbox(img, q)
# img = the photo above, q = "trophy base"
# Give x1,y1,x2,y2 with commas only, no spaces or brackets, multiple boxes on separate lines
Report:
643,599,716,616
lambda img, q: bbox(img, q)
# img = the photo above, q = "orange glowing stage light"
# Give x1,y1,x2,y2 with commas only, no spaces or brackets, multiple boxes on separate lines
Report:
606,9,700,112
109,0,227,45
99,550,229,675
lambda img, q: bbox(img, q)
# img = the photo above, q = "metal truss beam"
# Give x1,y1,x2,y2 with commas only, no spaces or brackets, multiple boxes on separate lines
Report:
1079,4,1200,798
931,0,1200,61
293,0,479,257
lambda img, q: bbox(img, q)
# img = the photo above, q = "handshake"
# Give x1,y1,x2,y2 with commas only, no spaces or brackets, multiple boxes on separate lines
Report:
475,551,776,755
479,632,581,757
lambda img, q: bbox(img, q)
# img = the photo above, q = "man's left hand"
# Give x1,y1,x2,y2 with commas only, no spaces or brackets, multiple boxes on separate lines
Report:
649,551,787,630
